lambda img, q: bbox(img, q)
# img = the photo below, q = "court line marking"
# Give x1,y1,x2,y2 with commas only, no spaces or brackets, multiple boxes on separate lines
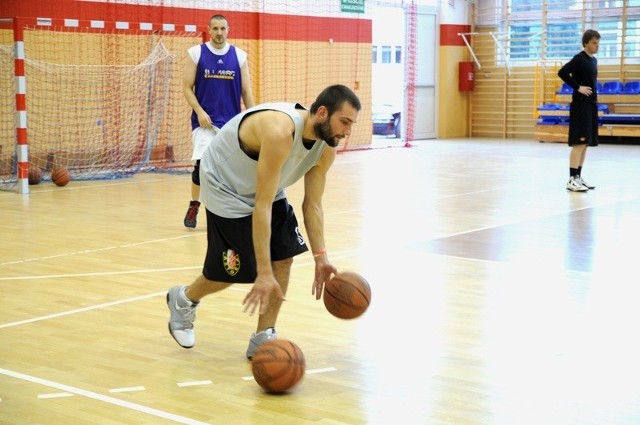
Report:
0,198,355,268
305,367,338,374
0,292,166,329
0,286,249,329
37,392,74,399
0,266,201,281
109,386,146,393
0,251,357,330
241,367,337,381
23,174,187,195
0,252,357,283
0,368,210,425
177,380,213,387
0,234,204,267
430,194,640,242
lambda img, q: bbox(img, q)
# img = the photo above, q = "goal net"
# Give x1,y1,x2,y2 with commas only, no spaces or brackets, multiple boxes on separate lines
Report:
0,23,200,191
0,10,375,193
0,30,15,189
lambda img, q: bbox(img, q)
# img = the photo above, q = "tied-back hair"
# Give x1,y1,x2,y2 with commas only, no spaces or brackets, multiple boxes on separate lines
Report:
310,84,362,117
582,29,601,46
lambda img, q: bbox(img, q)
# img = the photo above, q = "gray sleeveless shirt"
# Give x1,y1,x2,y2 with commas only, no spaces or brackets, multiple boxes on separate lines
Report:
200,102,327,218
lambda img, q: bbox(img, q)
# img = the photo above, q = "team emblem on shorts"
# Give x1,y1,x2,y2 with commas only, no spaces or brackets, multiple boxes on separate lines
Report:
223,249,240,276
295,227,305,245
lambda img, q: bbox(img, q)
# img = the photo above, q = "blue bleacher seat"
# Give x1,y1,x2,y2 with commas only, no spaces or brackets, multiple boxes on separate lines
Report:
538,117,561,125
557,82,603,94
599,114,640,124
557,83,573,94
601,81,623,94
537,103,562,110
621,81,640,94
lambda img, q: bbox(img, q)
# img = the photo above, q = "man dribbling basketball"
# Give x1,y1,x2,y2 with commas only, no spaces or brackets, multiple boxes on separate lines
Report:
166,84,361,359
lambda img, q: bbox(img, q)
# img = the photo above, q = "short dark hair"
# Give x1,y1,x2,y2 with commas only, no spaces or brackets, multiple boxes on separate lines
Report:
582,29,601,46
310,84,362,116
209,14,227,25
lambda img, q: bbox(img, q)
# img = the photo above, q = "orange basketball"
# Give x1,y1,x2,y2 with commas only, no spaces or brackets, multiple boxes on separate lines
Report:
51,167,70,187
28,166,42,185
251,339,305,394
323,272,371,319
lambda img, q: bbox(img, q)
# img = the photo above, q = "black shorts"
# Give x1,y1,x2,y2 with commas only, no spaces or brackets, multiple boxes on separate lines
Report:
202,199,308,283
568,101,599,146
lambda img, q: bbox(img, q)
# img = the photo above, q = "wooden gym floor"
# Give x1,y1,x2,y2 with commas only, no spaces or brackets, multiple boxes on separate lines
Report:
1,138,640,424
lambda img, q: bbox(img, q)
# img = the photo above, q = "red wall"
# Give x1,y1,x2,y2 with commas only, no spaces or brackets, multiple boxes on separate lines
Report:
440,24,471,47
0,0,371,43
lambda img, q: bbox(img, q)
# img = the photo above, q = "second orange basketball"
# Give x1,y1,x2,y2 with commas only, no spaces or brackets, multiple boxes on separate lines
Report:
251,339,305,394
323,272,371,319
51,167,71,187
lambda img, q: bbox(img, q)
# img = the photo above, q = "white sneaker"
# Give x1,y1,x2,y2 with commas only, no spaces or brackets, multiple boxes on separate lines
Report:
566,176,588,192
246,327,277,359
167,286,197,348
576,176,595,190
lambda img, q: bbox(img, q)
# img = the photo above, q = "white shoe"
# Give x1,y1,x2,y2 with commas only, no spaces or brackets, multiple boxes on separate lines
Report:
566,176,588,192
246,327,277,359
167,286,197,348
576,176,595,189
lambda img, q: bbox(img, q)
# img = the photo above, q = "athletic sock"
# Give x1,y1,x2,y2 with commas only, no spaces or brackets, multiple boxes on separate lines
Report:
179,287,199,307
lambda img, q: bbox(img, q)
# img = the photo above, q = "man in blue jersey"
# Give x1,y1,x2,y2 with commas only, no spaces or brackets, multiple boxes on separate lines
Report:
183,14,255,228
166,85,361,359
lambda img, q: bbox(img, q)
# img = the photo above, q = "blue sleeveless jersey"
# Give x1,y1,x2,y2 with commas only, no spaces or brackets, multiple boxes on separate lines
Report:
191,44,242,130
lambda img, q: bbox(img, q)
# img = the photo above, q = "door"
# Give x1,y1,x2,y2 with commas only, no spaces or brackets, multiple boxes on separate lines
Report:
408,6,437,140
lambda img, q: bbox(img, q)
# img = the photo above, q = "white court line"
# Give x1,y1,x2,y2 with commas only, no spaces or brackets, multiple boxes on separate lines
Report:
0,234,203,267
26,175,182,195
177,380,213,387
109,386,146,393
432,194,640,241
0,287,249,330
0,266,201,281
0,252,357,284
0,292,165,329
37,392,74,399
305,367,337,374
0,252,357,282
241,367,337,381
0,368,210,425
0,251,358,330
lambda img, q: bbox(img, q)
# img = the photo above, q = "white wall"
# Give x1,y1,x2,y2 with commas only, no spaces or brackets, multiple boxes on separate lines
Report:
371,6,405,107
439,0,471,24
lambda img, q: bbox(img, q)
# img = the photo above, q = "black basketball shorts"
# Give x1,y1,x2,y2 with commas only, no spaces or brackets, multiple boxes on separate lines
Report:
568,101,599,147
202,199,308,283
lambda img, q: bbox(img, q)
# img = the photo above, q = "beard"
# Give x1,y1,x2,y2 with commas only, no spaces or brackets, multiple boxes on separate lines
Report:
314,119,340,147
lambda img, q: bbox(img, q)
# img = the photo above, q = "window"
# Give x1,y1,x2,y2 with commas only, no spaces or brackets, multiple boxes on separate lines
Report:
494,1,640,64
545,25,581,60
372,45,378,64
381,45,392,63
395,46,402,63
626,20,640,58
